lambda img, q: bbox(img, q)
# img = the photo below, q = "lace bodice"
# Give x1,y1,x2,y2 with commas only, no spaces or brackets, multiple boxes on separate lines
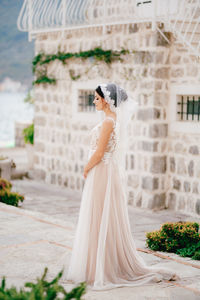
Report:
89,116,117,164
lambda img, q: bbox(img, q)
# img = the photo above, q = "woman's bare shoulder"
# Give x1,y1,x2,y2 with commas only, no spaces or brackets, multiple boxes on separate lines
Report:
101,118,114,133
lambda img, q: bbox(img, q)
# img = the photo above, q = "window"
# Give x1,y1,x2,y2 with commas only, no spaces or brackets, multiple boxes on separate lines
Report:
177,95,200,122
169,84,200,134
71,81,102,123
78,90,95,112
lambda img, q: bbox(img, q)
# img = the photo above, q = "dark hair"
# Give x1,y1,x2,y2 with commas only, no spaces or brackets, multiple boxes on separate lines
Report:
95,86,104,99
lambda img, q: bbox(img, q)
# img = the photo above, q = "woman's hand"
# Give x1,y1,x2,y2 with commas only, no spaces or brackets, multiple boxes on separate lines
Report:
83,166,89,179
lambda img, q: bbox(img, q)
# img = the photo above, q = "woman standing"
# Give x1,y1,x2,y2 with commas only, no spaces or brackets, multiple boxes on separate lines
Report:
66,83,179,290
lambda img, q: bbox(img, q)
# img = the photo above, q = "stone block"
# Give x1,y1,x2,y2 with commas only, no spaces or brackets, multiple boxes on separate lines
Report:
168,193,176,210
129,24,138,33
149,124,168,138
51,173,56,184
155,81,162,91
58,174,62,185
169,157,175,172
174,142,185,153
0,159,12,180
135,193,142,207
142,141,158,152
184,181,191,192
35,142,45,152
70,176,75,189
133,51,154,64
140,81,154,90
137,108,160,121
147,193,166,209
41,105,48,113
155,51,164,64
189,145,199,155
150,67,170,79
171,55,181,64
171,68,184,77
192,181,199,194
29,168,46,180
142,176,159,190
128,174,139,188
34,155,39,164
173,178,181,190
154,92,169,107
196,163,200,178
37,33,48,41
177,195,186,210
186,195,195,213
177,158,187,175
128,190,134,205
188,160,194,177
49,31,61,40
64,177,68,187
75,164,78,172
150,156,166,174
35,116,46,127
186,65,198,77
195,199,200,215
76,177,81,190
129,154,134,169
160,141,167,153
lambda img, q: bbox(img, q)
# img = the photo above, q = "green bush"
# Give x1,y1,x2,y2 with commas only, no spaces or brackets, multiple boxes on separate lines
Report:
23,123,34,145
0,190,24,207
176,241,200,260
146,221,200,260
0,267,86,299
0,178,12,191
0,177,24,207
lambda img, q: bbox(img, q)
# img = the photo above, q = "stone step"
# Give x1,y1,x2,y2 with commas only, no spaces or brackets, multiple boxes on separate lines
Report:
11,169,28,180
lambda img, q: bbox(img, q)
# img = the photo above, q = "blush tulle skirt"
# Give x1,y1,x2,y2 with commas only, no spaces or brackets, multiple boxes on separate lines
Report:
65,155,179,290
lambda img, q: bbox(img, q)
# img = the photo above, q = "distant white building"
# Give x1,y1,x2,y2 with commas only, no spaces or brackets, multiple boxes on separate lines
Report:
18,0,200,216
0,77,27,92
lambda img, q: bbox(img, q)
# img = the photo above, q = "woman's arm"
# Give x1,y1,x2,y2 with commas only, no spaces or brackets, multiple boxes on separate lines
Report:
83,119,114,178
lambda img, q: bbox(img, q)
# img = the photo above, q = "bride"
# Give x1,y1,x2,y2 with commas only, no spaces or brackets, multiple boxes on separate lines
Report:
66,83,180,290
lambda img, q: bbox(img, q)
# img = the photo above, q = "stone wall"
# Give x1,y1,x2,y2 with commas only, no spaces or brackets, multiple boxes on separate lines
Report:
33,22,200,216
166,40,200,215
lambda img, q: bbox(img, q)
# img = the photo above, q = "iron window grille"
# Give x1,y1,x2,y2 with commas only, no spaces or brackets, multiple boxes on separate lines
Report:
177,95,200,121
78,90,95,112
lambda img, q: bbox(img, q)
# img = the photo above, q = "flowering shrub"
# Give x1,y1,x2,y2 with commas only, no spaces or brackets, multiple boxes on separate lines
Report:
0,177,24,207
0,178,12,191
146,221,200,260
0,190,24,207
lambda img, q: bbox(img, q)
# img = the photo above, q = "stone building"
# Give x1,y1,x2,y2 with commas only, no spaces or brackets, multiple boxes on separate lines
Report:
18,0,200,216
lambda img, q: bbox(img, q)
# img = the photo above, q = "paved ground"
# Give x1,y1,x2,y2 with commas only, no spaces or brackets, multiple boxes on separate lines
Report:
1,147,200,299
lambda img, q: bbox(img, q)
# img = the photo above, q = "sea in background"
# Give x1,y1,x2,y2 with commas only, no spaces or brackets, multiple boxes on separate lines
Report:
0,92,34,148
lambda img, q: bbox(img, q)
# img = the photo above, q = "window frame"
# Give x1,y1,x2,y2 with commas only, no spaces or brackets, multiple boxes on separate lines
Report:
77,89,96,113
71,81,104,123
169,84,200,134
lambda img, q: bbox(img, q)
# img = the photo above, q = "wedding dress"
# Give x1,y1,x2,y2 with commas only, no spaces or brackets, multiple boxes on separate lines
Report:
66,115,179,290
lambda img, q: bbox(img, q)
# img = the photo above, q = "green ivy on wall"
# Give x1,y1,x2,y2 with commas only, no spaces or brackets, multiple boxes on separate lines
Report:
32,47,131,85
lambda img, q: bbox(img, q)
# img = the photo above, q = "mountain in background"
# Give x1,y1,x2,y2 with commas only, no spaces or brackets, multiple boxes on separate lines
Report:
0,0,34,87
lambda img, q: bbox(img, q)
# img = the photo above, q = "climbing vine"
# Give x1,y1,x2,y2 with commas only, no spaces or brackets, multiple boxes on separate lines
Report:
32,47,131,85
